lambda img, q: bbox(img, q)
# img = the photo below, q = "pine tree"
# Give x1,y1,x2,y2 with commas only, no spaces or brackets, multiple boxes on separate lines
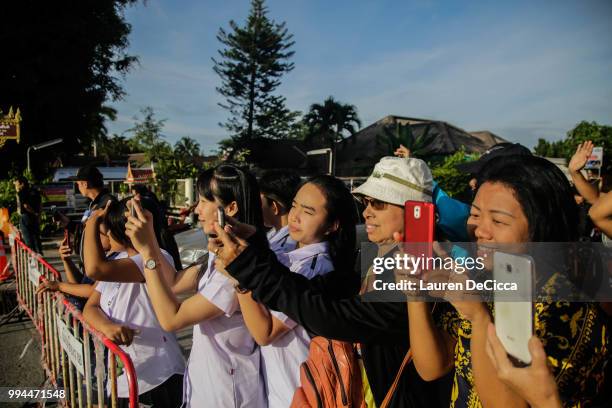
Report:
126,107,171,161
213,0,297,143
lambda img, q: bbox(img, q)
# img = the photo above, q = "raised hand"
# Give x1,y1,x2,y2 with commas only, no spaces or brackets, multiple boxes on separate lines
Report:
208,222,249,275
85,200,111,228
58,237,72,261
394,144,411,158
125,198,158,256
568,141,594,173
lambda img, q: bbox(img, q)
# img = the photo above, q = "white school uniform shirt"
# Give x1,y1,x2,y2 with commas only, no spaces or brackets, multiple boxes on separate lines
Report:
95,250,186,398
182,254,265,408
267,225,298,254
263,241,334,408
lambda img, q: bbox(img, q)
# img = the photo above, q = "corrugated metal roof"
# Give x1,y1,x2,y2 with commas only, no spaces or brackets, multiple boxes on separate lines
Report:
53,167,129,182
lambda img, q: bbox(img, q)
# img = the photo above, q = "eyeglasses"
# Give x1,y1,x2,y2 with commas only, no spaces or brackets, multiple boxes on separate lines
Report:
359,196,389,211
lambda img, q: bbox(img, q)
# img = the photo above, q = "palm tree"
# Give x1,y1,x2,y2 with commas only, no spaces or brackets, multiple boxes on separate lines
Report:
303,97,361,174
303,96,362,146
174,137,202,162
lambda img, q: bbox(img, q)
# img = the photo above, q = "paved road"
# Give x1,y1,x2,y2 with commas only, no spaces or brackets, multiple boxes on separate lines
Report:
0,239,50,406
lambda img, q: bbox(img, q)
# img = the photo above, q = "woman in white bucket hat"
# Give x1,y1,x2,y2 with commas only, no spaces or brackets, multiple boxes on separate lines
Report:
352,157,434,245
208,156,471,408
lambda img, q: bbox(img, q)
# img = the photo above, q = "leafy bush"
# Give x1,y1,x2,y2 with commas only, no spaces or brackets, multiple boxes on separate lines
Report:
40,210,59,236
0,178,17,214
431,148,478,199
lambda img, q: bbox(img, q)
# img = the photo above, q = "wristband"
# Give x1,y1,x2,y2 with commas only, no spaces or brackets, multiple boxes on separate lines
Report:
234,285,249,294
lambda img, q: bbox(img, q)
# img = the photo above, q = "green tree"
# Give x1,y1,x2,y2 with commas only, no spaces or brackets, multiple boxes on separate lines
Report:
98,134,133,161
565,121,611,173
0,1,139,178
303,96,362,147
174,137,202,162
126,107,171,161
533,121,611,173
213,0,297,143
0,178,17,216
154,139,207,203
533,138,566,157
154,154,201,203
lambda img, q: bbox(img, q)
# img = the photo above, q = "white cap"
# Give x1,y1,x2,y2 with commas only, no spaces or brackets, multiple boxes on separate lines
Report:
352,157,433,205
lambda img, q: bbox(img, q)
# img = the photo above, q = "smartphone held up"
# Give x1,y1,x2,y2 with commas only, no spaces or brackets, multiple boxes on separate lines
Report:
63,229,71,251
217,206,226,229
208,206,226,239
403,200,435,259
493,251,534,365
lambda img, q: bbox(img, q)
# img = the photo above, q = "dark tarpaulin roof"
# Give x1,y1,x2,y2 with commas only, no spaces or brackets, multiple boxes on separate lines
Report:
468,130,508,146
334,115,506,176
242,139,309,171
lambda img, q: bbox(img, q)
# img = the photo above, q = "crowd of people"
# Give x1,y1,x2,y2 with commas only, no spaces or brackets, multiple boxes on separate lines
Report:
30,141,611,408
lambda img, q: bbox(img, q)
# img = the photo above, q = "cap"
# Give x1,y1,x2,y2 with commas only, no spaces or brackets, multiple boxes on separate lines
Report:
74,165,104,186
456,143,532,175
352,157,434,205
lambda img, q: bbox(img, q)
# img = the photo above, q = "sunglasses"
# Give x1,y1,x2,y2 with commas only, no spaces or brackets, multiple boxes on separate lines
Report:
359,196,390,211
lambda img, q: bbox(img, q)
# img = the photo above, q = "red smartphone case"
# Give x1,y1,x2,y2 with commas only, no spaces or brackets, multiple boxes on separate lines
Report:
403,201,435,258
64,229,71,250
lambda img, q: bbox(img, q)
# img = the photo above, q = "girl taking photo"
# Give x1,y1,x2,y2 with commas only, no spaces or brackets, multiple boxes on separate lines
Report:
406,155,610,408
82,200,185,408
238,175,357,407
124,164,267,408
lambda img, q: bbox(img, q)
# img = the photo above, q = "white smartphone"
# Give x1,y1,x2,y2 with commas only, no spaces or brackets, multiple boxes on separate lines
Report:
217,206,225,229
493,251,534,365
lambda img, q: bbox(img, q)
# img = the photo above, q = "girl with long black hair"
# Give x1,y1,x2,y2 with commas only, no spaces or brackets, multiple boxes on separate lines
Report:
407,155,610,408
124,164,267,408
238,175,358,407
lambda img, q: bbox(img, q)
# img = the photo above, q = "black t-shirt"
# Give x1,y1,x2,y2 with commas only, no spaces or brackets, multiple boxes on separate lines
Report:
17,188,42,215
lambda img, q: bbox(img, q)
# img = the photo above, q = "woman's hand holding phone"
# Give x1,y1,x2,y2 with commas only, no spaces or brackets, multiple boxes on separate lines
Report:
486,323,561,408
125,199,158,257
58,237,72,261
208,217,252,271
390,231,425,298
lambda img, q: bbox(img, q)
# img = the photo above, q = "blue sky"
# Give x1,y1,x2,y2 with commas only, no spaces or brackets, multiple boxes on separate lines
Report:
107,0,612,154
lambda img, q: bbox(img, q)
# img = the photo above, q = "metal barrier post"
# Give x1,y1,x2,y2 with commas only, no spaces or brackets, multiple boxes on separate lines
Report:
109,352,118,408
94,339,105,408
71,317,83,408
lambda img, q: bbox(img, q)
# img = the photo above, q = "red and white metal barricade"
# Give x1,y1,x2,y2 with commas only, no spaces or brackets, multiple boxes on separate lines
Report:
10,233,139,408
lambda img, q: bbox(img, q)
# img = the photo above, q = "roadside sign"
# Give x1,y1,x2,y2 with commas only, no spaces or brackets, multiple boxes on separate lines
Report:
0,107,21,149
28,259,40,286
585,146,603,170
57,316,85,375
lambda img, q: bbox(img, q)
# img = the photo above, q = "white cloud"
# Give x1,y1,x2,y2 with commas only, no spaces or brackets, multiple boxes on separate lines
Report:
276,23,612,148
108,0,612,151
